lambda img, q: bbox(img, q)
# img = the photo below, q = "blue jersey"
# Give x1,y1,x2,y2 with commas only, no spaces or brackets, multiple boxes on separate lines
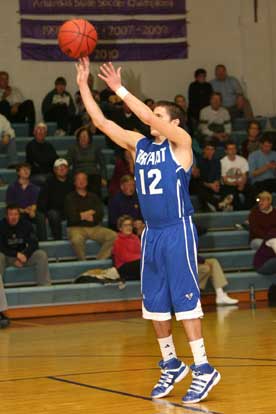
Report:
135,137,194,227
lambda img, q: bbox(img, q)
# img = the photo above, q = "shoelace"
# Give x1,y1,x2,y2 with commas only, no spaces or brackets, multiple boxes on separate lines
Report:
187,372,208,393
155,371,174,389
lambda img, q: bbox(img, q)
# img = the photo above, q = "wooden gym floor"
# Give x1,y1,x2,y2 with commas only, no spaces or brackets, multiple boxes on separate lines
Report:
0,304,275,414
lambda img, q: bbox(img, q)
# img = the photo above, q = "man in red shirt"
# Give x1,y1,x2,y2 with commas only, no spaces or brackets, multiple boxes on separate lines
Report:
248,191,276,250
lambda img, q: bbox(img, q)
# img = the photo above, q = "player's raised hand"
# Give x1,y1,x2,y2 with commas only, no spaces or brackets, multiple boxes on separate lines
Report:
76,57,90,86
98,62,122,92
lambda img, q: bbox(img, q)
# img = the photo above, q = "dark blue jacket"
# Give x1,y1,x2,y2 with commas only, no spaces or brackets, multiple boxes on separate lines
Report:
0,217,38,258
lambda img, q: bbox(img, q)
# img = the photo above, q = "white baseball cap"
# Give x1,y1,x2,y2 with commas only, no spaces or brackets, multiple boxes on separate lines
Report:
54,158,68,168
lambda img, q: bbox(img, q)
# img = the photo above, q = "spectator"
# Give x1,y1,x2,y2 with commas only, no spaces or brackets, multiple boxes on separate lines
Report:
26,122,58,186
174,94,188,124
5,162,45,239
110,102,150,136
188,68,213,129
229,94,254,121
37,158,74,240
253,235,276,275
197,142,233,211
108,175,143,231
66,126,106,196
248,135,276,196
241,121,261,159
112,215,141,282
0,71,35,135
199,92,231,144
248,191,276,250
144,98,155,110
198,256,238,305
220,141,253,209
109,150,134,197
65,172,116,260
74,73,97,132
0,113,17,168
42,77,75,135
210,64,243,108
0,205,51,298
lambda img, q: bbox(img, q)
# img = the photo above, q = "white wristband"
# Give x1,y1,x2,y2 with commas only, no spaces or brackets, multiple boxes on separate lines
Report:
116,86,129,100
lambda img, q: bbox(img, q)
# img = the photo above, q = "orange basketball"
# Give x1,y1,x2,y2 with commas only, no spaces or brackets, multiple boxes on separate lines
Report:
58,19,98,59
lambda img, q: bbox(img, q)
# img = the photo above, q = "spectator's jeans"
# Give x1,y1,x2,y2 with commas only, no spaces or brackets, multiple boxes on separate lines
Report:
0,250,51,311
0,138,18,166
67,225,117,260
250,239,263,250
44,104,72,132
198,258,228,290
257,258,276,275
37,209,64,241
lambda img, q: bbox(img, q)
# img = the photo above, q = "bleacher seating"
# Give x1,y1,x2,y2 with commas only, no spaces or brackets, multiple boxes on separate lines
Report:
0,124,274,313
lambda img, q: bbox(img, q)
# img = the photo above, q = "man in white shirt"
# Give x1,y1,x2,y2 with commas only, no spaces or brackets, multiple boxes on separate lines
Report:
0,71,35,135
0,113,17,167
220,141,253,209
199,92,231,145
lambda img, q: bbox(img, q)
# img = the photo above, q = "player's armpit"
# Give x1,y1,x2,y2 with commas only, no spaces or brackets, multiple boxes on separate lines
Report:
99,118,143,152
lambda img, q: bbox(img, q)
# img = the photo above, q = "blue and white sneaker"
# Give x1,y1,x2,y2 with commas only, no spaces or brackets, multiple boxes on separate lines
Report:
151,358,189,399
182,363,221,404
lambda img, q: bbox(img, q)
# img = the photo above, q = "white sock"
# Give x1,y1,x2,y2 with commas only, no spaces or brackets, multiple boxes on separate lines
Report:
215,287,224,299
189,338,208,366
157,335,177,362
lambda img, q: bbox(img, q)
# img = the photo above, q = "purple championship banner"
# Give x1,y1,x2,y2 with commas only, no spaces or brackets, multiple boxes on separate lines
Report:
21,42,188,61
21,18,187,40
19,0,186,15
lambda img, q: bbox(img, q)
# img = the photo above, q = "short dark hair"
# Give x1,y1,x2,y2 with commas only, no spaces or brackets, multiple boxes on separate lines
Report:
194,68,207,78
260,133,273,145
74,171,88,181
247,120,261,133
211,92,222,100
225,140,236,149
75,126,92,142
203,141,216,149
144,98,154,105
55,76,66,85
215,64,226,71
16,162,31,173
6,204,20,213
155,100,186,129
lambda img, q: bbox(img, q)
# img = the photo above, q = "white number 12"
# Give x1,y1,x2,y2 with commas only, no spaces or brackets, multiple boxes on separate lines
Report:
139,168,163,195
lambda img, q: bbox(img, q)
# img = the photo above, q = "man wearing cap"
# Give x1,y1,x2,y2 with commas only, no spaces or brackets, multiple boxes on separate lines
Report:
248,191,276,250
37,158,74,240
42,77,76,135
26,122,58,186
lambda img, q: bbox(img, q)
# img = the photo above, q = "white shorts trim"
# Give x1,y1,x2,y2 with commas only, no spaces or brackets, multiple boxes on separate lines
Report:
175,300,204,321
142,303,172,321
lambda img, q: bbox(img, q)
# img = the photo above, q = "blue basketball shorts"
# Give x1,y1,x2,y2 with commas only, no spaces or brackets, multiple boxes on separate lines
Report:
140,216,203,321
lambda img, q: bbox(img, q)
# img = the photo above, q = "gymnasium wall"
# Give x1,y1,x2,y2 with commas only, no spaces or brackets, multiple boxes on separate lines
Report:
0,0,275,119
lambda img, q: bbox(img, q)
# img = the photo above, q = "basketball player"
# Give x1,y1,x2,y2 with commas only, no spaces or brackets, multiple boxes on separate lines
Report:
76,58,221,404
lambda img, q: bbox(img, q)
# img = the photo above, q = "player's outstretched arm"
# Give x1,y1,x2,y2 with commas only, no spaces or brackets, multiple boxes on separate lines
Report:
98,62,192,149
76,57,143,153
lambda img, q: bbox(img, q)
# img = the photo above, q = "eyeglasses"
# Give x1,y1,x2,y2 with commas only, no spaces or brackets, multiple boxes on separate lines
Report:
121,223,133,227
